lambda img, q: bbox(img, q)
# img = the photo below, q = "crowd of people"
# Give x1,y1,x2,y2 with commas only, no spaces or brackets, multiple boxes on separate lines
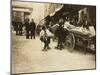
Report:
12,17,69,51
12,18,36,39
12,15,96,52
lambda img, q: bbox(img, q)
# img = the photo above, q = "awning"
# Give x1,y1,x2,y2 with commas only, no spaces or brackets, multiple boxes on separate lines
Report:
55,5,63,12
49,5,63,17
49,12,56,16
12,8,32,13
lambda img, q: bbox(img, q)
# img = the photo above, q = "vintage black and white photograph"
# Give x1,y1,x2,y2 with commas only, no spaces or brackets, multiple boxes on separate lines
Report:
11,0,96,74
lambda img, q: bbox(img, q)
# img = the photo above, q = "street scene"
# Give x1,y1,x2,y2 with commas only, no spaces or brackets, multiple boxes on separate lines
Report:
12,0,96,74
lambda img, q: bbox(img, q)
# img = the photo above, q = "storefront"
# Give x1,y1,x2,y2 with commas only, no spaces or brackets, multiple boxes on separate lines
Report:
12,7,32,23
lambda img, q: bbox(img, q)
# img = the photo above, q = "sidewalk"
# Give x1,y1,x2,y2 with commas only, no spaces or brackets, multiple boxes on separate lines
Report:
12,32,96,74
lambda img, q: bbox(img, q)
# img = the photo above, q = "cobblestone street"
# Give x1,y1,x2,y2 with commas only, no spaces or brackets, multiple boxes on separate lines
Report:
12,32,95,74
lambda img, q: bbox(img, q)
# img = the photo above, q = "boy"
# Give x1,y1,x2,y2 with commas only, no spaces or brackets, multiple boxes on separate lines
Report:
40,26,50,51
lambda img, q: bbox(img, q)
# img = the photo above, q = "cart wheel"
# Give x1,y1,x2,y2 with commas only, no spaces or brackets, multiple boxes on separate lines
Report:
65,33,75,52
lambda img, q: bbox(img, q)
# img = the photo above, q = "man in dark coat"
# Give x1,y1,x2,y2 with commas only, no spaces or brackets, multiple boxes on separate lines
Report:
15,21,19,35
55,18,65,50
18,22,23,35
24,19,30,39
30,19,36,39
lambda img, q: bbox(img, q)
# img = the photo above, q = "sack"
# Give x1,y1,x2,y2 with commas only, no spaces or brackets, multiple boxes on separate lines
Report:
40,36,44,42
46,29,54,37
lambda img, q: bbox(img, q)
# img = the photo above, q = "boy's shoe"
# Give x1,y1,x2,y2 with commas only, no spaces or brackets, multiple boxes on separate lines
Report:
47,47,51,49
42,49,48,51
55,46,58,49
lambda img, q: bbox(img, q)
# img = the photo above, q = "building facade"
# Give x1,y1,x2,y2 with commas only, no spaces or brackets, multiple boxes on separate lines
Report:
12,1,62,25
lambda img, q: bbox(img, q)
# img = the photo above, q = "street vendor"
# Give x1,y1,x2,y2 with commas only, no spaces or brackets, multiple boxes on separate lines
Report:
55,18,66,50
64,17,70,28
78,14,91,29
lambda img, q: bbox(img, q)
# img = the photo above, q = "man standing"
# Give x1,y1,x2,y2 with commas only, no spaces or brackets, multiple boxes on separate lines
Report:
25,18,30,39
55,18,65,50
19,22,23,35
30,19,36,39
15,21,19,35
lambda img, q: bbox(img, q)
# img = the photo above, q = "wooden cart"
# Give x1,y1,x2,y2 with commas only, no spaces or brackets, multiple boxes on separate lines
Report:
64,28,95,53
